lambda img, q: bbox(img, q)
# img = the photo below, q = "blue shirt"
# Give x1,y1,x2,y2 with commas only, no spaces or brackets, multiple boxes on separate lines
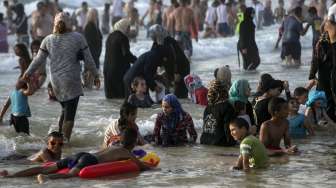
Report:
282,16,303,44
10,89,31,117
288,114,306,138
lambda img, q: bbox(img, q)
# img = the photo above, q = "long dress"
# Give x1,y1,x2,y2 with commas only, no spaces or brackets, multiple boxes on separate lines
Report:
238,9,260,70
104,31,137,98
84,22,102,69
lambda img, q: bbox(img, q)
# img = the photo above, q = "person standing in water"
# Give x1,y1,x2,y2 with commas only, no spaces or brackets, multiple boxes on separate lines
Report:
104,19,137,99
23,12,100,142
281,6,309,66
169,0,198,58
309,4,336,122
101,3,110,35
238,7,260,70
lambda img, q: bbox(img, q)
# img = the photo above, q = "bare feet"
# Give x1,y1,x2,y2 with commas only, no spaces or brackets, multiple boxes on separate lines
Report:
0,170,8,177
37,174,48,184
286,145,298,154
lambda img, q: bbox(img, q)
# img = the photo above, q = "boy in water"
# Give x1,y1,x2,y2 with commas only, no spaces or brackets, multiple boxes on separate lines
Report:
230,118,269,172
30,131,64,163
259,97,297,155
0,80,33,134
0,128,150,183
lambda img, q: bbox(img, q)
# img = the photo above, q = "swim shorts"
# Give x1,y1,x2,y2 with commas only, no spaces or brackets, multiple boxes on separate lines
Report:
56,152,98,170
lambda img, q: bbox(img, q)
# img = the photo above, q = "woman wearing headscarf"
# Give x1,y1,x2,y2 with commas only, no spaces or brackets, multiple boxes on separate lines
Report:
104,18,137,99
149,24,190,98
23,12,100,142
200,80,236,146
229,79,255,126
84,8,102,70
123,39,176,97
154,94,197,146
309,4,336,121
214,65,232,88
238,7,260,70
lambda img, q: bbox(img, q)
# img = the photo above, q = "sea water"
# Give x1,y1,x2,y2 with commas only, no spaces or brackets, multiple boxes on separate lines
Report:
0,0,336,187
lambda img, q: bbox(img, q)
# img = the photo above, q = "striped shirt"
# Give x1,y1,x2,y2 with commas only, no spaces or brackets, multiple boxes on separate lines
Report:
26,32,99,102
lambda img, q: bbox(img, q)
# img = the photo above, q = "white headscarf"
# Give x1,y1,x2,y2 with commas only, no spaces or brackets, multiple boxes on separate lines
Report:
113,18,130,35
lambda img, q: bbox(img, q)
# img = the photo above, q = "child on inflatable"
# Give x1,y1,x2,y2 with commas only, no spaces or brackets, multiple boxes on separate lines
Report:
184,73,208,106
259,97,298,156
0,128,151,183
230,118,269,171
29,131,64,163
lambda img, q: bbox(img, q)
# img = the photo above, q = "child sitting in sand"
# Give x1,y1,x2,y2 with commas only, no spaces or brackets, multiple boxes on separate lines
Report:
259,97,298,155
102,102,145,148
29,131,64,163
287,98,314,139
305,90,336,131
154,94,197,146
184,73,208,106
230,118,269,171
0,128,150,183
128,77,153,108
0,80,33,135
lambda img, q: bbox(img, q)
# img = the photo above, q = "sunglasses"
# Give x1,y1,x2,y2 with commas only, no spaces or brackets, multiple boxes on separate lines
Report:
50,141,64,147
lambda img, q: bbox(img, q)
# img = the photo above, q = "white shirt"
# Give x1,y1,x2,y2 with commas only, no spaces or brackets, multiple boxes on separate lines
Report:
111,0,124,17
205,6,217,27
216,4,228,24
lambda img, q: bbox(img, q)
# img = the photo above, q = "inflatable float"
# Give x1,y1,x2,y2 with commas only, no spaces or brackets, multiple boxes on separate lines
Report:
44,150,160,179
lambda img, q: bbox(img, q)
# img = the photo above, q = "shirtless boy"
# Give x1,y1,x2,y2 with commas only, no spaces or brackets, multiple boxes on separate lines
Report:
30,131,63,163
259,97,297,155
0,128,150,183
169,0,198,57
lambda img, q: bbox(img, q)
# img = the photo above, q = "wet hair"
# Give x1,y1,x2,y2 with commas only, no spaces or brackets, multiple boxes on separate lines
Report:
15,80,27,90
308,6,317,15
293,87,308,97
131,76,146,93
268,97,287,116
82,1,88,7
234,100,246,114
15,43,31,65
121,128,138,147
118,102,138,131
3,1,9,7
230,118,249,130
259,73,273,93
30,39,41,52
37,1,45,9
48,131,63,138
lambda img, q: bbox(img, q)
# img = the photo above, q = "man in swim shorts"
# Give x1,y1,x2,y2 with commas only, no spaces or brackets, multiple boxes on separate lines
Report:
0,129,150,183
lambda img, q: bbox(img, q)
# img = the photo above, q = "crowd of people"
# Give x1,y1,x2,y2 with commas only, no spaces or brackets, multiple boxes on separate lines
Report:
0,0,336,184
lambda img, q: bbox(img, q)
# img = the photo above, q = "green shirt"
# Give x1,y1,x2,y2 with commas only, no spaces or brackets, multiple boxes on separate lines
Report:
240,135,268,168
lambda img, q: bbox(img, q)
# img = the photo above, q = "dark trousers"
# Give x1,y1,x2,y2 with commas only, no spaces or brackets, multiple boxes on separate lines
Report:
58,97,80,132
10,114,29,135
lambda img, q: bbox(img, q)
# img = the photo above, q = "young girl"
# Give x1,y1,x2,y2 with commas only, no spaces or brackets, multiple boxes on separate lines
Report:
0,80,33,134
14,43,31,78
127,77,153,108
102,102,145,148
305,90,336,131
154,94,197,146
234,101,257,135
287,98,314,138
230,118,268,171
